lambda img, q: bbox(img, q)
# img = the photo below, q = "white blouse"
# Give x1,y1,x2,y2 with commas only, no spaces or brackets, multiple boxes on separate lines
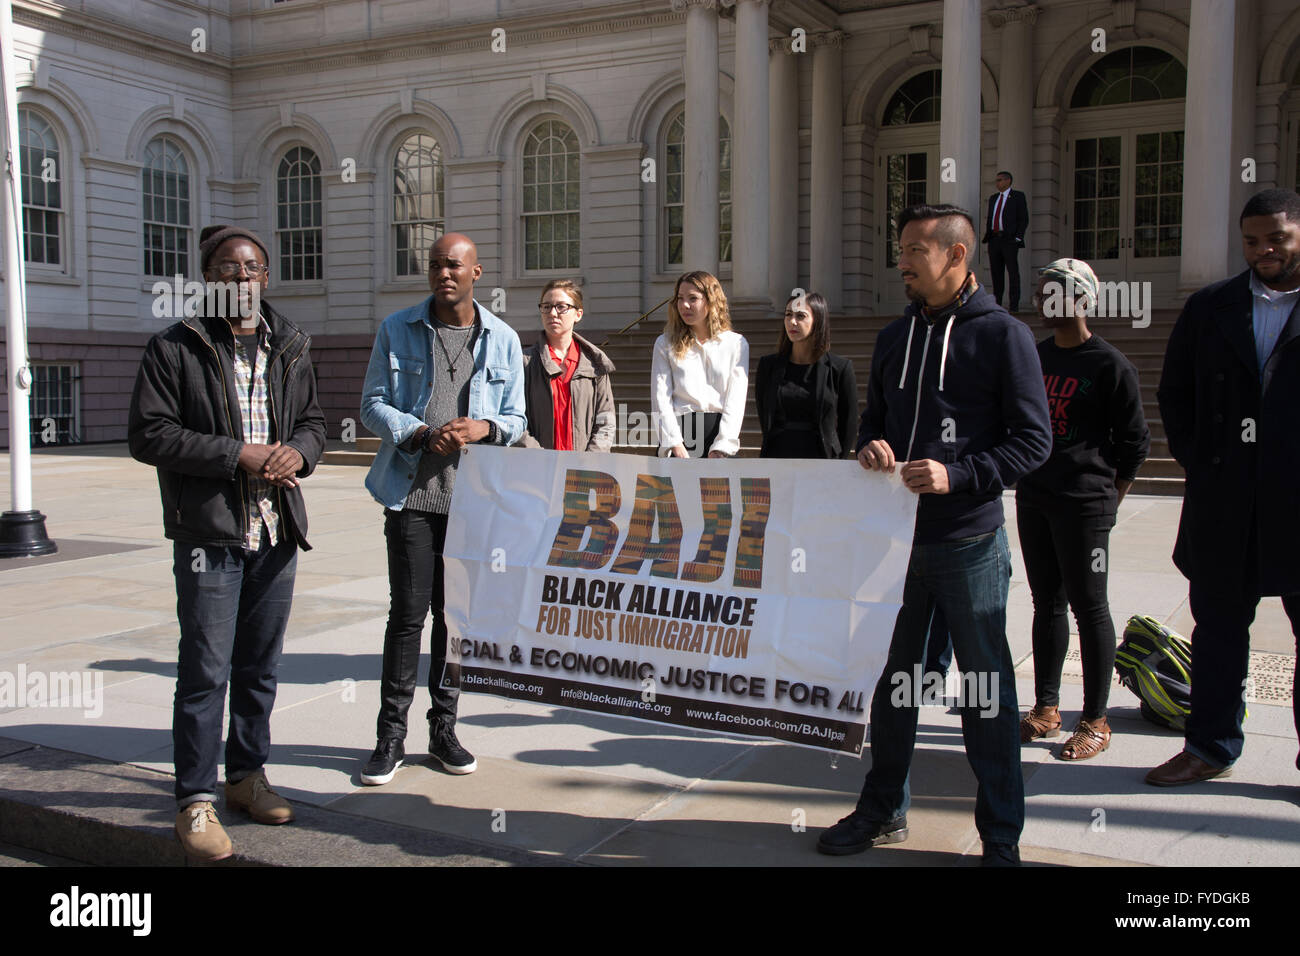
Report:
650,330,750,456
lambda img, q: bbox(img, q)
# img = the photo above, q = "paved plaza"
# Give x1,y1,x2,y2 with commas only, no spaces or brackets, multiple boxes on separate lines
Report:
0,445,1296,866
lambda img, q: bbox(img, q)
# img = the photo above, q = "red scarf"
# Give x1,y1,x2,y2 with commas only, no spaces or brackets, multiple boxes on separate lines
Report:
549,340,580,451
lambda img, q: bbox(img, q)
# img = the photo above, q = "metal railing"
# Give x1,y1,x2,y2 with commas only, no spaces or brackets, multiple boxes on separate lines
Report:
599,293,674,346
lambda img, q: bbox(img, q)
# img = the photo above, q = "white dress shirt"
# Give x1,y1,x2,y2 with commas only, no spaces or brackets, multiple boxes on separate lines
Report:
1249,270,1300,373
651,329,749,456
992,187,1010,233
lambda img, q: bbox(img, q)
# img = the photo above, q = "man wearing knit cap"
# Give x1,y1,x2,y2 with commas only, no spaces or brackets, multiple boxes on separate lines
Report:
358,232,526,785
129,224,327,860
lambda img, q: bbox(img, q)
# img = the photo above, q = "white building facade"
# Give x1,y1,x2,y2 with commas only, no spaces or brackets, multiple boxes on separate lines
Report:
3,0,1299,443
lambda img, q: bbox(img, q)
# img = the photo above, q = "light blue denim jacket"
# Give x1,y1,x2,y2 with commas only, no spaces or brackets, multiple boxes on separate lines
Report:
361,296,526,509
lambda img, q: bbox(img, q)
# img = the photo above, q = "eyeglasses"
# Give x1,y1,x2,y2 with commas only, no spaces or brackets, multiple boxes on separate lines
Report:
539,303,576,315
212,261,268,278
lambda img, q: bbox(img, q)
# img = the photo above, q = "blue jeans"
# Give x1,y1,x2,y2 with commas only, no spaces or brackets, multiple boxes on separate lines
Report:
172,537,297,806
856,528,1023,845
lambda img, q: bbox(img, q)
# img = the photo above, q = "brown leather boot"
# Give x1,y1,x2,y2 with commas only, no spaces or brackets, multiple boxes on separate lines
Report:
1019,704,1061,743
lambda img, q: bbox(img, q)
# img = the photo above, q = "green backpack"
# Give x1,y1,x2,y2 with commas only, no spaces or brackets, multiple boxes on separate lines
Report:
1114,615,1193,731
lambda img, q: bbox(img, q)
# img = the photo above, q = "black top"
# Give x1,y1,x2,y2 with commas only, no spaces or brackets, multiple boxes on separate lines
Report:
756,351,858,460
766,362,822,459
1016,335,1149,515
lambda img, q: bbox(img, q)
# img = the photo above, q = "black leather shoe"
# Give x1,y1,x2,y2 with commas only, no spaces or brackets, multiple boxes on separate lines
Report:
360,737,404,786
980,842,1021,866
816,811,908,856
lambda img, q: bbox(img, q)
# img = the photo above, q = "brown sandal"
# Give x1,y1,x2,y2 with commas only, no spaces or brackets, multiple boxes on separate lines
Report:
1057,718,1111,761
1019,704,1061,743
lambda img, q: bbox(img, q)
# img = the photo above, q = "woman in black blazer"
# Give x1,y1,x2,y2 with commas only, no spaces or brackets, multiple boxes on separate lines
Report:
755,291,858,459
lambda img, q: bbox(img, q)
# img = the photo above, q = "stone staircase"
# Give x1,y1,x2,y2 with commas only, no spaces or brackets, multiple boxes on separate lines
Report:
322,306,1184,497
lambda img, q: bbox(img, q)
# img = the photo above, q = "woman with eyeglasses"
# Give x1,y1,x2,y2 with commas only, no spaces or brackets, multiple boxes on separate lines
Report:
755,291,858,460
651,271,749,458
520,279,616,451
1017,258,1149,761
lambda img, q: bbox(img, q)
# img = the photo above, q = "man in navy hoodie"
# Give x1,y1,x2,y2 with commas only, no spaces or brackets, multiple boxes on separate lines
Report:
817,204,1051,866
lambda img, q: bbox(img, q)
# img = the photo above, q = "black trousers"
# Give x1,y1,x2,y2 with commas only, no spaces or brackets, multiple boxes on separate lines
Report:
987,235,1022,311
1185,581,1300,768
1016,500,1116,720
376,508,459,740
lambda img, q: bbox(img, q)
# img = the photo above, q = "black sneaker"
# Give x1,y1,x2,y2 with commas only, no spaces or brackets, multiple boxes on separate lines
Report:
980,842,1021,866
360,738,405,786
816,811,908,855
429,722,477,774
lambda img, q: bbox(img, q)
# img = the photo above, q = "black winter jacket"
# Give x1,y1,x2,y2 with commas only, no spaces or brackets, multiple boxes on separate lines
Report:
1158,269,1300,596
128,304,327,550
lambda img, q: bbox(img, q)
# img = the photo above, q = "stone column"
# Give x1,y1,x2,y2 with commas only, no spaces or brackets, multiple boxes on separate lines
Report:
1180,0,1237,292
810,30,844,307
677,0,722,276
731,0,771,311
939,0,982,265
1228,0,1256,274
769,38,799,309
989,4,1037,268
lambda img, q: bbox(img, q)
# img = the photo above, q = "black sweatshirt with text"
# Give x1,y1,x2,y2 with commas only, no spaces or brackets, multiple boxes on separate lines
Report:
1015,334,1149,516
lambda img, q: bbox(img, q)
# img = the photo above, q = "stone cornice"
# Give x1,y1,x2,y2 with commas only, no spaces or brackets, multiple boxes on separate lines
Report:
234,6,686,80
14,0,231,80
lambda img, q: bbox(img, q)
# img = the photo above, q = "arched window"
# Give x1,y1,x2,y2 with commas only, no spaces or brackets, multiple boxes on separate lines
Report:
276,146,322,281
522,120,579,271
883,70,941,126
392,132,445,276
664,110,732,267
1070,47,1187,108
142,137,191,277
19,108,62,267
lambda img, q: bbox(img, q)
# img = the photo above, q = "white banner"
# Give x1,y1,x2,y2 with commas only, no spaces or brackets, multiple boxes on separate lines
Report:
441,446,917,753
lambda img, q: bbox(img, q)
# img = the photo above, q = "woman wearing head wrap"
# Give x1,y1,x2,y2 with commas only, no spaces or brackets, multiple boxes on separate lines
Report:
1017,258,1150,759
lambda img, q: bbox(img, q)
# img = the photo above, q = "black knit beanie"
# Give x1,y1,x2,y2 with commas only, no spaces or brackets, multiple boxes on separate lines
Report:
199,224,270,273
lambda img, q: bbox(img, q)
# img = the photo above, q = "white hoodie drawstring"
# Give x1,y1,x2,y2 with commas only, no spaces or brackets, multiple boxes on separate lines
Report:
938,314,955,392
897,315,916,390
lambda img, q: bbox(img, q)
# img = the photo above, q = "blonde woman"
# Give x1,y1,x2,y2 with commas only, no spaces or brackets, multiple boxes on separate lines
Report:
651,271,749,458
521,280,616,451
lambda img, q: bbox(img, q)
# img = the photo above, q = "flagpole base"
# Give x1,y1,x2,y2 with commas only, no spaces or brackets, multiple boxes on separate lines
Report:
0,510,57,558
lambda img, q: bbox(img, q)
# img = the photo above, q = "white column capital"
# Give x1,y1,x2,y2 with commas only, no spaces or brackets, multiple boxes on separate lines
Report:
811,30,847,49
987,4,1039,29
670,0,735,12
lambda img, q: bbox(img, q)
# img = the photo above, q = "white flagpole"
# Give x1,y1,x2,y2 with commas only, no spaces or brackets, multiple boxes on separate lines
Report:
0,0,54,557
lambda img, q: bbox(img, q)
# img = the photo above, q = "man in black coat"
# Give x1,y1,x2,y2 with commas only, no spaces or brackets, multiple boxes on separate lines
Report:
982,171,1029,312
129,225,327,858
1151,188,1300,786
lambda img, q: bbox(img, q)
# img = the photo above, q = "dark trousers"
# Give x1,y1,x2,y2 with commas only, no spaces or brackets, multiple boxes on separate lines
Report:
679,412,722,458
924,608,952,679
377,508,459,740
1016,501,1117,720
987,236,1022,311
856,529,1023,846
172,536,297,805
1185,581,1300,768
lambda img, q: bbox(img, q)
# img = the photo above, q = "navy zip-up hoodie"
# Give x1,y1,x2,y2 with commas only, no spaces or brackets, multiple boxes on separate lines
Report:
856,281,1052,544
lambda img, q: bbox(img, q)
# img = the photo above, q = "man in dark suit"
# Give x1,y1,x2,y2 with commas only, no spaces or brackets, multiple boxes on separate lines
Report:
1151,188,1300,786
983,171,1029,312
